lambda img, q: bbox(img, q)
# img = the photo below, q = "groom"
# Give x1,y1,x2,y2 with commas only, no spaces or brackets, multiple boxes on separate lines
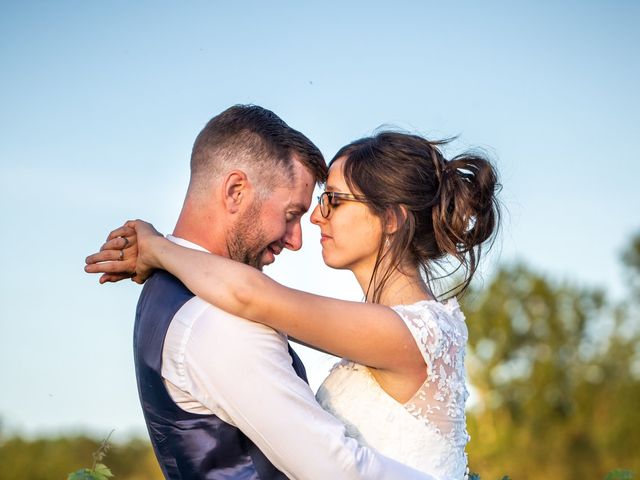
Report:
88,105,429,479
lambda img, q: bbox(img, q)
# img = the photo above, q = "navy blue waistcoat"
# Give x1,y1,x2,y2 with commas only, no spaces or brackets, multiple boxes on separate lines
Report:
134,270,308,479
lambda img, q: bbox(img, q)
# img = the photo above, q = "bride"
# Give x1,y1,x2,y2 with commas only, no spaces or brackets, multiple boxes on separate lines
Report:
87,131,500,479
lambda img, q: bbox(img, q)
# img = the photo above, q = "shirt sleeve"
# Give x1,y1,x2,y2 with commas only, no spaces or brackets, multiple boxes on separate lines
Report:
167,296,433,480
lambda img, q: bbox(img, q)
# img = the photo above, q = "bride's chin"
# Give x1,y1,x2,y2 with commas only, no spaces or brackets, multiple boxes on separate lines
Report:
321,254,348,271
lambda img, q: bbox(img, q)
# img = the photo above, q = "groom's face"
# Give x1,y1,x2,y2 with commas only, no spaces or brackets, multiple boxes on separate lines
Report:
229,161,315,270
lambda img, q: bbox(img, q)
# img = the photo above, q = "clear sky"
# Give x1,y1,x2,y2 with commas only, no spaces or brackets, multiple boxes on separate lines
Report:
1,1,638,440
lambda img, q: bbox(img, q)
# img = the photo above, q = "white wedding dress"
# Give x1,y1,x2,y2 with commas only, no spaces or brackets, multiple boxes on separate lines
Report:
316,298,470,480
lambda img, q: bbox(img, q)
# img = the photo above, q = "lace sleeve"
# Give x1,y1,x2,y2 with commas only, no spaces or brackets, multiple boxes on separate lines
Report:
392,299,470,477
392,299,469,435
391,301,442,372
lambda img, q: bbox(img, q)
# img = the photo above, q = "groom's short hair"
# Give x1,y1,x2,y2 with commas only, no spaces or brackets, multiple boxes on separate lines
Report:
188,105,327,197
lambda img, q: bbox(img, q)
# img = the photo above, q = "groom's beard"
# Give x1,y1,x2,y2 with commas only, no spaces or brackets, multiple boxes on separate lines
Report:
228,200,270,270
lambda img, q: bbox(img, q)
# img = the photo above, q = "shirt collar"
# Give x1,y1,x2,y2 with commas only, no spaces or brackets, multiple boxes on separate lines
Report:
166,234,211,253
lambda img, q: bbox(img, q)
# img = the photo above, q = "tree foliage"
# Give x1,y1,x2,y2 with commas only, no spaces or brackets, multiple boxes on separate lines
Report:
463,232,640,479
0,433,162,480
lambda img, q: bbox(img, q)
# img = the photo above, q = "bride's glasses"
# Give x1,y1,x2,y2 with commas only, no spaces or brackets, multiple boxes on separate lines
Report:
317,191,369,218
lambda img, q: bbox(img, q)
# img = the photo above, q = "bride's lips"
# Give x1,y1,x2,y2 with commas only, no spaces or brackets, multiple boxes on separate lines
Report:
320,233,332,243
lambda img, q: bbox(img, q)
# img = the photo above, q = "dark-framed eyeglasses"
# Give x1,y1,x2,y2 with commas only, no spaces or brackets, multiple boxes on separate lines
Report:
317,191,369,218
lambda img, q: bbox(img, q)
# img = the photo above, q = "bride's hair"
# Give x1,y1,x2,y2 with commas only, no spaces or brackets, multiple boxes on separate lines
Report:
330,131,501,303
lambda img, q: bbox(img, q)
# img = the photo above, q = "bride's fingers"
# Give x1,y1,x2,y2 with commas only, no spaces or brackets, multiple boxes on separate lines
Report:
106,224,136,242
131,270,151,285
85,244,136,269
100,234,137,252
86,249,125,265
99,272,135,284
85,258,136,274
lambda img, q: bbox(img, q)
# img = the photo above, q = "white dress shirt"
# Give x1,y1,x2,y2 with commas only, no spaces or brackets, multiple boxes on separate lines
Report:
160,235,432,480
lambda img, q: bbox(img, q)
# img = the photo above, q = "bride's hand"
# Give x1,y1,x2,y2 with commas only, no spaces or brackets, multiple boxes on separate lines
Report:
84,220,164,284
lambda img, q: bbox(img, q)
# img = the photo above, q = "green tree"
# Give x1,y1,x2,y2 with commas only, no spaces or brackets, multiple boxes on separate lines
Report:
0,434,162,480
622,231,640,298
463,231,640,479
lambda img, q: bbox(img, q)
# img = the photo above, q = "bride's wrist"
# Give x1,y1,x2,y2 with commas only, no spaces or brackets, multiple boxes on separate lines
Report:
142,235,167,270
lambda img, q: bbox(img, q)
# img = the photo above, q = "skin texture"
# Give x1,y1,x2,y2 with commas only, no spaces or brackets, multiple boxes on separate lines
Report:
225,162,315,270
227,197,270,269
310,157,384,283
179,158,315,267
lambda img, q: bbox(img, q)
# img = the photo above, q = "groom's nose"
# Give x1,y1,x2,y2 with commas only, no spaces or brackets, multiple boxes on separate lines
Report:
283,221,303,251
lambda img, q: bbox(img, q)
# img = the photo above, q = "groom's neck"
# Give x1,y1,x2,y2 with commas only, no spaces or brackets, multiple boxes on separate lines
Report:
173,204,230,258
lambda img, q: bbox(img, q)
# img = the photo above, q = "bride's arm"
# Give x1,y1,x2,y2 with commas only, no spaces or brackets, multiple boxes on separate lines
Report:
86,221,424,373
153,238,422,372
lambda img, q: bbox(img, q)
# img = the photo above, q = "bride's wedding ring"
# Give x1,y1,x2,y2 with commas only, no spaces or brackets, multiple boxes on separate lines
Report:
119,236,130,249
119,249,125,261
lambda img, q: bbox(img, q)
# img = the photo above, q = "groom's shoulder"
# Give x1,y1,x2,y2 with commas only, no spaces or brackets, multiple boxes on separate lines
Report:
140,270,193,302
175,296,287,356
175,297,290,371
135,270,195,323
144,269,190,292
187,295,283,337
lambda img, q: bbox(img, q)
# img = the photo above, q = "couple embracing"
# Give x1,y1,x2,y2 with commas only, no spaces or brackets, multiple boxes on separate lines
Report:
85,105,500,480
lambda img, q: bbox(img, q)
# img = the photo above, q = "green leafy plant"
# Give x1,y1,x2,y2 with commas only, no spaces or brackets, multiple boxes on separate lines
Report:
605,470,635,480
467,472,509,479
468,471,633,479
67,430,115,480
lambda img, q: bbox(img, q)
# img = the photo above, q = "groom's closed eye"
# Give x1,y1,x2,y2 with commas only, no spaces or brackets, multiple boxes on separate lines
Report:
286,204,308,222
286,211,303,222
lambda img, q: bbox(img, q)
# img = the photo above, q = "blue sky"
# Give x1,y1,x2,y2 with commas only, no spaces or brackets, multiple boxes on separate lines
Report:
1,1,638,439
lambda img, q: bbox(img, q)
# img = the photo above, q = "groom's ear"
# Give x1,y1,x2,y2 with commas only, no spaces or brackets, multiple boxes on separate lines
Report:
222,170,253,214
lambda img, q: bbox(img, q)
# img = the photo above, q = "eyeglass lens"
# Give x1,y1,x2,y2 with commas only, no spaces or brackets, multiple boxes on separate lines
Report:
319,193,330,217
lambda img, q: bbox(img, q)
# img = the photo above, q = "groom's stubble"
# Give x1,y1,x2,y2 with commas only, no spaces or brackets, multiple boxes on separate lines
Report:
227,197,270,270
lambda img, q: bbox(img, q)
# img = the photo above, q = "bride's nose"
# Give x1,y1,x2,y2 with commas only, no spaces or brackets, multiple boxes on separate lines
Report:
310,204,325,226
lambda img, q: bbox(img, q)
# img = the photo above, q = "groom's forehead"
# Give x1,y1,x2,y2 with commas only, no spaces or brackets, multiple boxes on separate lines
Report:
265,181,314,216
271,162,315,195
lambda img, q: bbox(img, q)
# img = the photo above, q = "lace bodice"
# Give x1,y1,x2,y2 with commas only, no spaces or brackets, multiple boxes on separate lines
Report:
316,298,470,479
